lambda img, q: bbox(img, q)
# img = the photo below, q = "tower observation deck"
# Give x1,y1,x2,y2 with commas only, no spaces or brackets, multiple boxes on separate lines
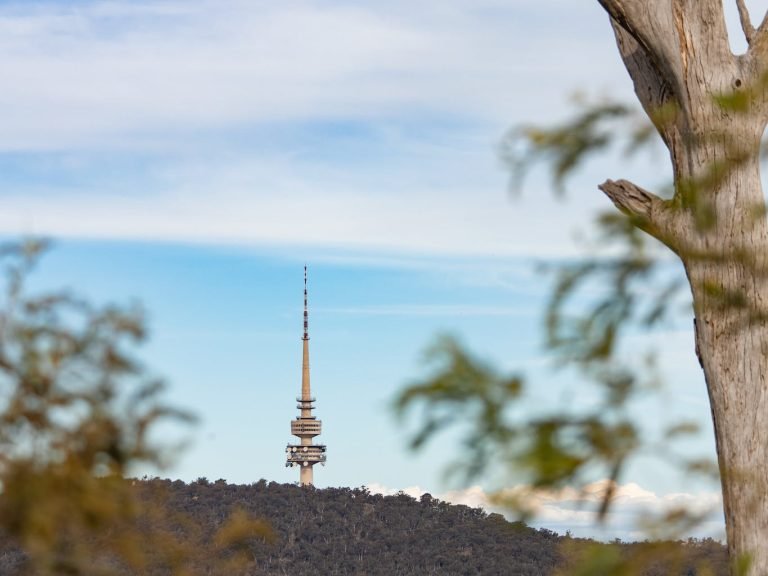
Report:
285,266,326,486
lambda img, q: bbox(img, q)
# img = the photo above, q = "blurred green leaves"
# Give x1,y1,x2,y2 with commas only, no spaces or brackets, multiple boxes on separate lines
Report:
395,95,726,573
395,335,640,519
0,241,271,575
499,98,654,195
395,336,522,482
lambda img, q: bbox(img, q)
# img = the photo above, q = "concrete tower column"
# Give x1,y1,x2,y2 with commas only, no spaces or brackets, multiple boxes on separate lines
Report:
285,266,326,486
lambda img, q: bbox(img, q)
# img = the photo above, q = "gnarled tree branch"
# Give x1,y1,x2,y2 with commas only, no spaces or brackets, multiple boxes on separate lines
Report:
598,0,734,121
599,179,678,249
747,11,768,122
597,0,684,100
758,8,768,34
751,10,768,61
610,20,678,147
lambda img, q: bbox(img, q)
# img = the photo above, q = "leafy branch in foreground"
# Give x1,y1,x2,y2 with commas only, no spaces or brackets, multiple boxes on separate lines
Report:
499,98,656,196
0,241,271,575
397,61,768,571
395,336,641,517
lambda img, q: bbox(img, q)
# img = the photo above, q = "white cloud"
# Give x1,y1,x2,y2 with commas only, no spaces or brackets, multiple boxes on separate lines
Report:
0,0,627,150
0,0,652,257
366,480,725,542
321,304,534,317
366,482,428,500
0,148,608,257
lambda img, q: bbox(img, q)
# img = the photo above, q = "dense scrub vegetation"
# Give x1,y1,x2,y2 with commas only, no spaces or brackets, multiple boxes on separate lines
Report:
0,478,728,575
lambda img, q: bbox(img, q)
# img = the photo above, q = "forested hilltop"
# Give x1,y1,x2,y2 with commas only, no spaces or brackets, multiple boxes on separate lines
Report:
0,478,727,575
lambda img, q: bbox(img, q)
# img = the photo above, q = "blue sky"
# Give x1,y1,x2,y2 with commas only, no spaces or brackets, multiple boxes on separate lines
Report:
2,0,760,539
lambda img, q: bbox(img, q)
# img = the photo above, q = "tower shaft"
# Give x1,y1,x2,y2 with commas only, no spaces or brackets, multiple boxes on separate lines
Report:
285,265,326,486
300,465,313,486
301,338,311,420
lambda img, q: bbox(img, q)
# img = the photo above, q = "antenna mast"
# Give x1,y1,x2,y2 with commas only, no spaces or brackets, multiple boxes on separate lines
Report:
285,265,326,485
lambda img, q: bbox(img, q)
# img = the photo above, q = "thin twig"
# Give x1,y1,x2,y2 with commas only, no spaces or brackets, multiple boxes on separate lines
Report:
736,0,756,44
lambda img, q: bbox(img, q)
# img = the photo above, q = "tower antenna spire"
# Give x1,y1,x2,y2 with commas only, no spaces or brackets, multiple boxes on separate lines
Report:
286,265,326,485
303,264,309,341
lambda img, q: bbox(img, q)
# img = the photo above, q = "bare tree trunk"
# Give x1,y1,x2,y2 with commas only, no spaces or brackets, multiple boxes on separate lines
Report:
595,1,768,572
685,147,768,574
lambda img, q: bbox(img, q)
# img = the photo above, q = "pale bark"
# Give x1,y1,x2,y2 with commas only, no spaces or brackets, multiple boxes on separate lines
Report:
598,179,677,248
735,0,756,44
596,1,768,573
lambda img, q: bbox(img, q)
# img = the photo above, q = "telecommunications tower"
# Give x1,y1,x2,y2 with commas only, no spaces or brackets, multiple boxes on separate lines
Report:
285,266,326,485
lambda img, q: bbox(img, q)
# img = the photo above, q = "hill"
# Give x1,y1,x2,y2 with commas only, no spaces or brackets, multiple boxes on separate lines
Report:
0,478,727,575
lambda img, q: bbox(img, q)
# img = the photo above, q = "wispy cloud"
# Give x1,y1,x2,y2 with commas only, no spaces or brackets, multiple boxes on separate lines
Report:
0,151,606,257
366,480,725,542
321,304,533,317
0,0,622,150
0,0,629,257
